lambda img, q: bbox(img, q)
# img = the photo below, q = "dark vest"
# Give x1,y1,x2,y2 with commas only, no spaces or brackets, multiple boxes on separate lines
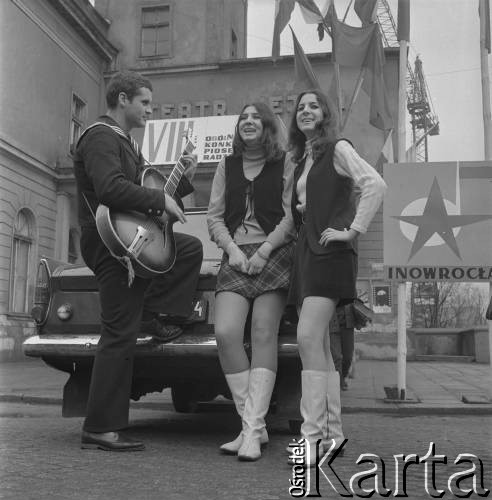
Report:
291,139,357,255
224,153,285,237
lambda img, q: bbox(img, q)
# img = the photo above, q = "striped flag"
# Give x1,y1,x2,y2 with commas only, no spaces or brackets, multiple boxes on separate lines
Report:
297,0,333,40
376,129,394,170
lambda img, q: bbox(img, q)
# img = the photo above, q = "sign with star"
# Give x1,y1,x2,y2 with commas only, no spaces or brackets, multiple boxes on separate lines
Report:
383,162,492,281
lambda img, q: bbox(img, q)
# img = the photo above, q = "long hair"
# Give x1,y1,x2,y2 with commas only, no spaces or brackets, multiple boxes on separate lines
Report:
232,102,284,161
288,89,340,162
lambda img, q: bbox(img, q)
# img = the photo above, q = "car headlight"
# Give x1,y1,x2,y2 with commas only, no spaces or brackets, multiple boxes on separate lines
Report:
57,303,73,321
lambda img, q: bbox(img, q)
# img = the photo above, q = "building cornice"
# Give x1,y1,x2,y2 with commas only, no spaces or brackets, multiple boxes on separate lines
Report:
107,48,400,78
45,0,118,62
0,135,55,180
0,135,74,187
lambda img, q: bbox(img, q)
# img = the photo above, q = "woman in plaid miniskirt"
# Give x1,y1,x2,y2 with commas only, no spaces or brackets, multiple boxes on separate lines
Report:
207,102,296,461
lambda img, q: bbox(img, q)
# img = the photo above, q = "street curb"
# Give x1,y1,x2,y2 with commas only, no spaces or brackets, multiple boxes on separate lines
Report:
2,394,492,416
0,394,171,411
0,395,62,406
341,405,492,416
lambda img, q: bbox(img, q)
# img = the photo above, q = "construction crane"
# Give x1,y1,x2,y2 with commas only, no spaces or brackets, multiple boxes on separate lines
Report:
376,0,439,162
407,56,440,161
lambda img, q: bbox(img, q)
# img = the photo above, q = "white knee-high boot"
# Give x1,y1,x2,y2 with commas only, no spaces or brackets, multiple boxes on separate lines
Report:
220,370,268,454
237,368,276,461
286,371,345,456
296,370,329,467
322,371,345,452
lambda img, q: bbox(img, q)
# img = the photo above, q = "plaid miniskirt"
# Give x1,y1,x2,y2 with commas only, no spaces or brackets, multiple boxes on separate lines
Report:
216,241,295,299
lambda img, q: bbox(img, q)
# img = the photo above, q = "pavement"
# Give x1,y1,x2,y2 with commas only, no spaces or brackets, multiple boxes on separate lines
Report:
1,357,491,415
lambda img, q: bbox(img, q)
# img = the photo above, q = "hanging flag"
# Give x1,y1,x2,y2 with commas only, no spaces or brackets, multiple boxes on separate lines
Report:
295,0,333,40
354,0,378,25
376,129,394,170
361,28,394,130
397,0,410,42
297,0,329,23
318,2,337,40
272,0,296,58
331,16,377,67
323,1,336,25
290,26,321,90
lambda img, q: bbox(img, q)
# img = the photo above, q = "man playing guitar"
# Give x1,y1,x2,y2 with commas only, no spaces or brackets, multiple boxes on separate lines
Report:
74,70,203,452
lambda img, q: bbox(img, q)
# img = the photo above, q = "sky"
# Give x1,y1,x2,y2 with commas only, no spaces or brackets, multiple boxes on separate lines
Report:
246,0,492,163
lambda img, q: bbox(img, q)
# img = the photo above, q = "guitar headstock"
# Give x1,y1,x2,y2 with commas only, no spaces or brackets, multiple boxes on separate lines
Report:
182,129,197,155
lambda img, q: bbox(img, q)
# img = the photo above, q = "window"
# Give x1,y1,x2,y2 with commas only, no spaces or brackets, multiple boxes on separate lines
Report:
231,29,238,58
9,209,35,314
70,93,86,154
140,5,171,57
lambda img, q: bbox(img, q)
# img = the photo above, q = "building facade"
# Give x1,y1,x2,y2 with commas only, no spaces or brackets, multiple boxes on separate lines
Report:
0,0,117,359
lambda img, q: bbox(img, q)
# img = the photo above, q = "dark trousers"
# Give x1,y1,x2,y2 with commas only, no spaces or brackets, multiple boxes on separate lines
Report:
80,228,203,432
330,327,355,379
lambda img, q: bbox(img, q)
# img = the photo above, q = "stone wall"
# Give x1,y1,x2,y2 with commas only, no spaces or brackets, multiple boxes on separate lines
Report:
0,315,36,362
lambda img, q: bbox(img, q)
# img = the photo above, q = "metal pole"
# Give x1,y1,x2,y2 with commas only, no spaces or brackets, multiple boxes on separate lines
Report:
489,284,492,401
479,0,492,160
396,38,408,399
342,0,354,23
479,0,492,401
397,283,407,399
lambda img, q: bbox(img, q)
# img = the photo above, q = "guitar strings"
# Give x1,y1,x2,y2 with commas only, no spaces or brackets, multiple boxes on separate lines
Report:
141,141,195,234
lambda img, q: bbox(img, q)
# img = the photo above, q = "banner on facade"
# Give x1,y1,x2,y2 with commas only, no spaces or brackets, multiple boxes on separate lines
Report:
383,161,492,281
142,115,238,165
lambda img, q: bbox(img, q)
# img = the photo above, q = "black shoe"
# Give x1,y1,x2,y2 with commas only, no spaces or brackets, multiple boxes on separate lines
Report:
158,313,192,325
340,377,349,391
81,431,145,451
140,318,183,343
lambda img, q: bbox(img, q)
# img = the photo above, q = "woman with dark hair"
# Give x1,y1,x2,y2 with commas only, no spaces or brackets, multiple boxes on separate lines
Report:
287,89,386,465
207,102,295,461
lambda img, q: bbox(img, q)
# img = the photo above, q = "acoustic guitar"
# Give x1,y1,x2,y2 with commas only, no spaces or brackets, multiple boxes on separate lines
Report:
95,135,196,279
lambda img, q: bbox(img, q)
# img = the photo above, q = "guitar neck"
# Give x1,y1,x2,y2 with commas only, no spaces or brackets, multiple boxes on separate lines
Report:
164,140,195,197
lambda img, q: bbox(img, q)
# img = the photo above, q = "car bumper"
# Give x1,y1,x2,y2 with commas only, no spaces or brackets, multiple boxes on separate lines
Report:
22,333,300,359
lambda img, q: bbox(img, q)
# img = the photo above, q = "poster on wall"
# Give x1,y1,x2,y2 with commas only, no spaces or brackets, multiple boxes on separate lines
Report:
356,280,371,308
383,161,492,281
142,115,239,165
372,284,392,314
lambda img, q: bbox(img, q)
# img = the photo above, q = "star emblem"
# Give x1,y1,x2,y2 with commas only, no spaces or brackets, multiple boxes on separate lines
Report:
393,177,492,261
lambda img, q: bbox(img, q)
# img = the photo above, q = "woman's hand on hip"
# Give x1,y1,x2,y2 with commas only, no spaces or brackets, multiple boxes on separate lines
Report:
319,227,358,246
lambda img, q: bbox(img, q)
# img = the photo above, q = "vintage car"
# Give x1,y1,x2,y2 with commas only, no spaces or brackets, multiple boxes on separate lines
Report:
22,210,303,426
